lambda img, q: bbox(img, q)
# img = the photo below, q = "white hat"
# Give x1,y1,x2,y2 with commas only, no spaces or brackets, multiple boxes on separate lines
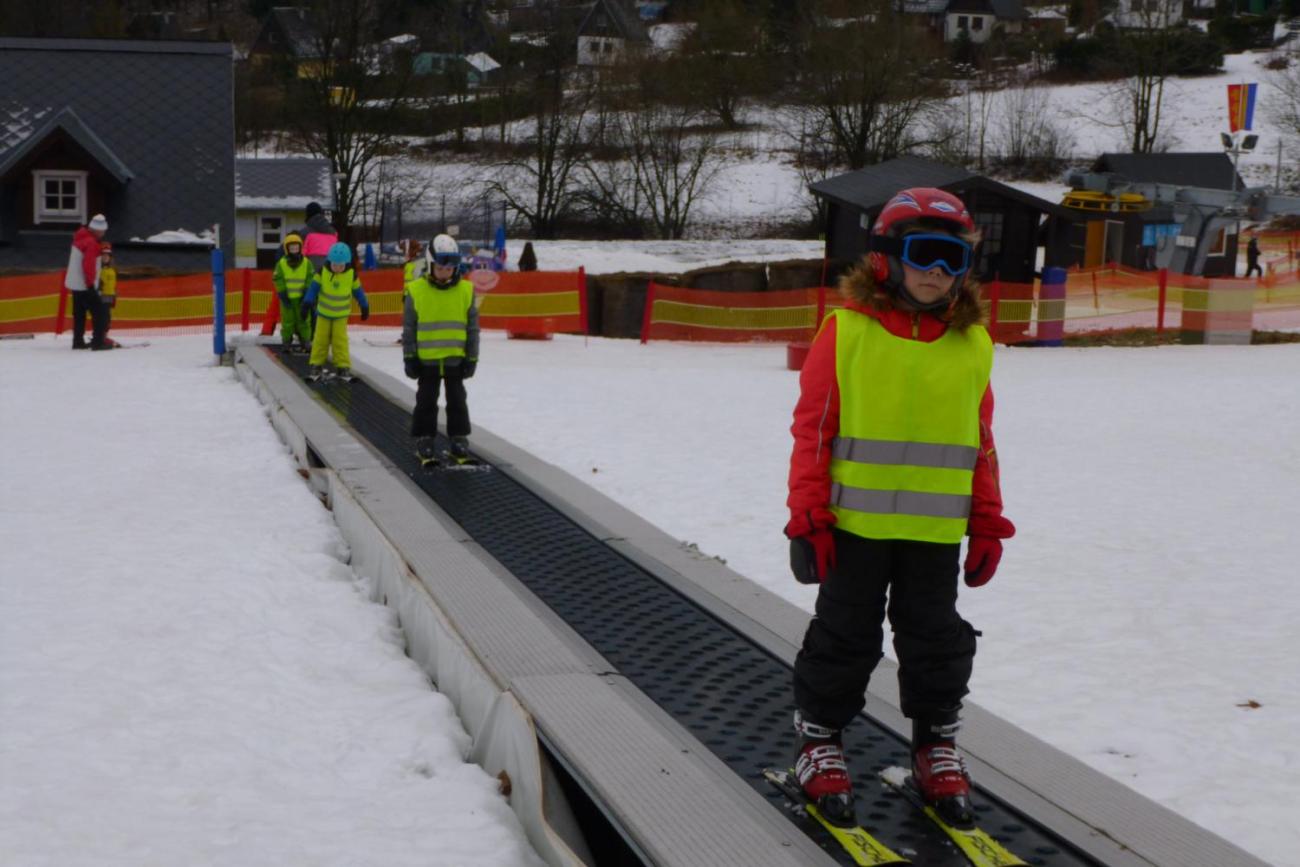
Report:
88,214,108,231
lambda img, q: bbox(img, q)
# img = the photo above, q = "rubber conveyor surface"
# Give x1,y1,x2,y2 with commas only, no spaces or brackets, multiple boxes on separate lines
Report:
282,350,1100,867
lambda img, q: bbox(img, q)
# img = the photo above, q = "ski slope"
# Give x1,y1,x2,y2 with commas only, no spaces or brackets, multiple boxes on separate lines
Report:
2,331,1298,866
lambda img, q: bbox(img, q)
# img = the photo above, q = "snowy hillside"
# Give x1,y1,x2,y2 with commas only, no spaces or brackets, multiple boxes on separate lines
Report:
243,50,1300,237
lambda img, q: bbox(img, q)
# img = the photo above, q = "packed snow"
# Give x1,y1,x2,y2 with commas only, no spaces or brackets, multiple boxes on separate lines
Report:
2,327,1297,865
0,338,545,867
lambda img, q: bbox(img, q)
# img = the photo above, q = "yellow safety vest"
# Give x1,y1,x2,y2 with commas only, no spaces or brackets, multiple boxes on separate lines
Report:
828,309,992,544
408,278,473,361
276,257,312,299
315,268,359,320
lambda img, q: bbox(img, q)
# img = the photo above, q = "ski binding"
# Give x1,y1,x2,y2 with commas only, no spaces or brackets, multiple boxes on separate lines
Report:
879,767,1026,867
763,768,909,866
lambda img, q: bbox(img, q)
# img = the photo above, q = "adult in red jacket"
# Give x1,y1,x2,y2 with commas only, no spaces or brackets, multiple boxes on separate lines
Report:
786,188,1015,830
63,214,110,350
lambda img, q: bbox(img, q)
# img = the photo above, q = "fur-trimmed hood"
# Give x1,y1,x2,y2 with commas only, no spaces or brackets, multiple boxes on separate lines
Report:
838,258,984,333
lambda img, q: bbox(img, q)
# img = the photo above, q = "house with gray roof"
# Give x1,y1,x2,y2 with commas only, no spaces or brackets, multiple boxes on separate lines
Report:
944,0,1028,42
249,7,324,79
577,0,651,66
234,158,335,268
0,37,234,272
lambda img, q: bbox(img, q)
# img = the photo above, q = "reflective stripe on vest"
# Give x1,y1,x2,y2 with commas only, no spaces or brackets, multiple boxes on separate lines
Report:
317,269,358,318
277,259,312,299
828,309,992,544
409,279,473,361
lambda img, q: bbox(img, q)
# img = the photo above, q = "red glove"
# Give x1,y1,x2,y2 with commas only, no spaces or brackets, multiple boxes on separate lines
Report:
963,536,1003,587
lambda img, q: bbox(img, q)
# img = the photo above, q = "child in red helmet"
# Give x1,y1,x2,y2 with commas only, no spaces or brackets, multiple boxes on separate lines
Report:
785,187,1015,829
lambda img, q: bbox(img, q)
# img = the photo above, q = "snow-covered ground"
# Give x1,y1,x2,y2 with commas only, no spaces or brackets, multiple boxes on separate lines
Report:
3,329,1296,865
0,338,544,867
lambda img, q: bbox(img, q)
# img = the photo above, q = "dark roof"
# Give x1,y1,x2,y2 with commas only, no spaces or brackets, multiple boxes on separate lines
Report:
0,106,133,184
578,0,651,43
1093,152,1243,191
811,155,1071,218
235,158,335,210
269,7,322,59
811,156,974,210
946,0,1029,17
0,37,234,256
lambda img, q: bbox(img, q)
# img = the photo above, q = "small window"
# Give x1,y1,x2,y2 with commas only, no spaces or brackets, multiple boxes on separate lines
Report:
958,15,969,30
972,15,984,30
1208,227,1226,257
33,171,87,224
258,214,284,249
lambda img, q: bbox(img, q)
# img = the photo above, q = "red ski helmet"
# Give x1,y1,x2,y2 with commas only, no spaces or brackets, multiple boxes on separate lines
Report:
867,188,976,309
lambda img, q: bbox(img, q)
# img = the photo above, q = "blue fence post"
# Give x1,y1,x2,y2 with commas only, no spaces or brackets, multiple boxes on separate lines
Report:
212,247,226,357
1037,266,1066,347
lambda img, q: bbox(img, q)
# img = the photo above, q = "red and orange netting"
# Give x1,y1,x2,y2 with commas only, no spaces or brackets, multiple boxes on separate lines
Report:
640,283,843,343
638,256,1300,347
0,268,588,338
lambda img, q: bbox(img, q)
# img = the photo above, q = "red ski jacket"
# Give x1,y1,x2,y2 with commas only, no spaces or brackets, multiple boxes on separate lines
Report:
786,301,1014,541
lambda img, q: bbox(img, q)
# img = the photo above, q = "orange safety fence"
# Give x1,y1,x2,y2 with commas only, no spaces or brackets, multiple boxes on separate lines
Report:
2,268,588,338
0,270,275,337
640,283,840,344
477,269,587,335
259,268,587,336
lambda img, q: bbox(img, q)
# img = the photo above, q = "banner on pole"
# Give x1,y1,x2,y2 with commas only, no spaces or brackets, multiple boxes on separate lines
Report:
1227,83,1257,133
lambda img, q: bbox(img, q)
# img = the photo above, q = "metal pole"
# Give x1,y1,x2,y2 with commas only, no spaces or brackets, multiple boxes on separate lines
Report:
1277,139,1284,194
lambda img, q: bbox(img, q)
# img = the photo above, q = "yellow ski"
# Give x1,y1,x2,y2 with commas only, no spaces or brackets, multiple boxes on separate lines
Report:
764,768,910,866
879,767,1027,867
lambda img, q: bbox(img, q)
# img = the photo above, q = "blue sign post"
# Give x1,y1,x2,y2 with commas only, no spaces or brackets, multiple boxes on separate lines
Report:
212,247,226,357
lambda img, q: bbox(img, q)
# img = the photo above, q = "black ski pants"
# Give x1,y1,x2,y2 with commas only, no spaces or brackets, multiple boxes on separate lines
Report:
71,289,108,348
793,530,977,730
411,369,470,439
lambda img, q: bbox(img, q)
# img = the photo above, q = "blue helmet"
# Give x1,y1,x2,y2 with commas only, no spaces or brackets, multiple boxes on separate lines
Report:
326,241,352,265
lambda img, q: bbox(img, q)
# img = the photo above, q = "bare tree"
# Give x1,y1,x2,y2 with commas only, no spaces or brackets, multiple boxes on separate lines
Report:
1265,57,1300,192
485,76,594,238
285,0,418,240
791,3,945,170
677,0,764,130
1117,0,1184,153
995,85,1073,168
620,101,727,239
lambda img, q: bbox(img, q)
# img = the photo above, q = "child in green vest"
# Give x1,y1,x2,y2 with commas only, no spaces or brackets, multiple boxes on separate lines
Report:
784,188,1015,830
273,233,315,353
302,241,369,382
402,233,479,465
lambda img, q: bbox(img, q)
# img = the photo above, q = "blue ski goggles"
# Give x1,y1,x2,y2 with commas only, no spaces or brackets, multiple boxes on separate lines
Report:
872,233,973,276
431,252,461,267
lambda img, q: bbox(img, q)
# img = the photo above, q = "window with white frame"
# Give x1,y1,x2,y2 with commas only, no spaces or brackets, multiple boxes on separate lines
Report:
257,214,285,249
33,170,87,224
972,15,984,30
958,15,969,30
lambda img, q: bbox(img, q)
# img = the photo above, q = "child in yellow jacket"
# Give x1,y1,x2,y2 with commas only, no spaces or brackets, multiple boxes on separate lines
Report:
99,243,118,348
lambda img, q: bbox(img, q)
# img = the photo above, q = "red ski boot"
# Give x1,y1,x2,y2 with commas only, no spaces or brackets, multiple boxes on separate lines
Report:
912,712,975,829
793,711,855,827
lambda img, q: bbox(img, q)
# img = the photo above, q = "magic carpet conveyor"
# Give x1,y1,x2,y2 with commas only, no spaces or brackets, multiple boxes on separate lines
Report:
233,344,1265,867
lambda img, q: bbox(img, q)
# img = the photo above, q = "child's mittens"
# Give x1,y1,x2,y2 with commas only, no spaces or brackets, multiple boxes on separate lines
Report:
360,306,370,321
963,536,1002,587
